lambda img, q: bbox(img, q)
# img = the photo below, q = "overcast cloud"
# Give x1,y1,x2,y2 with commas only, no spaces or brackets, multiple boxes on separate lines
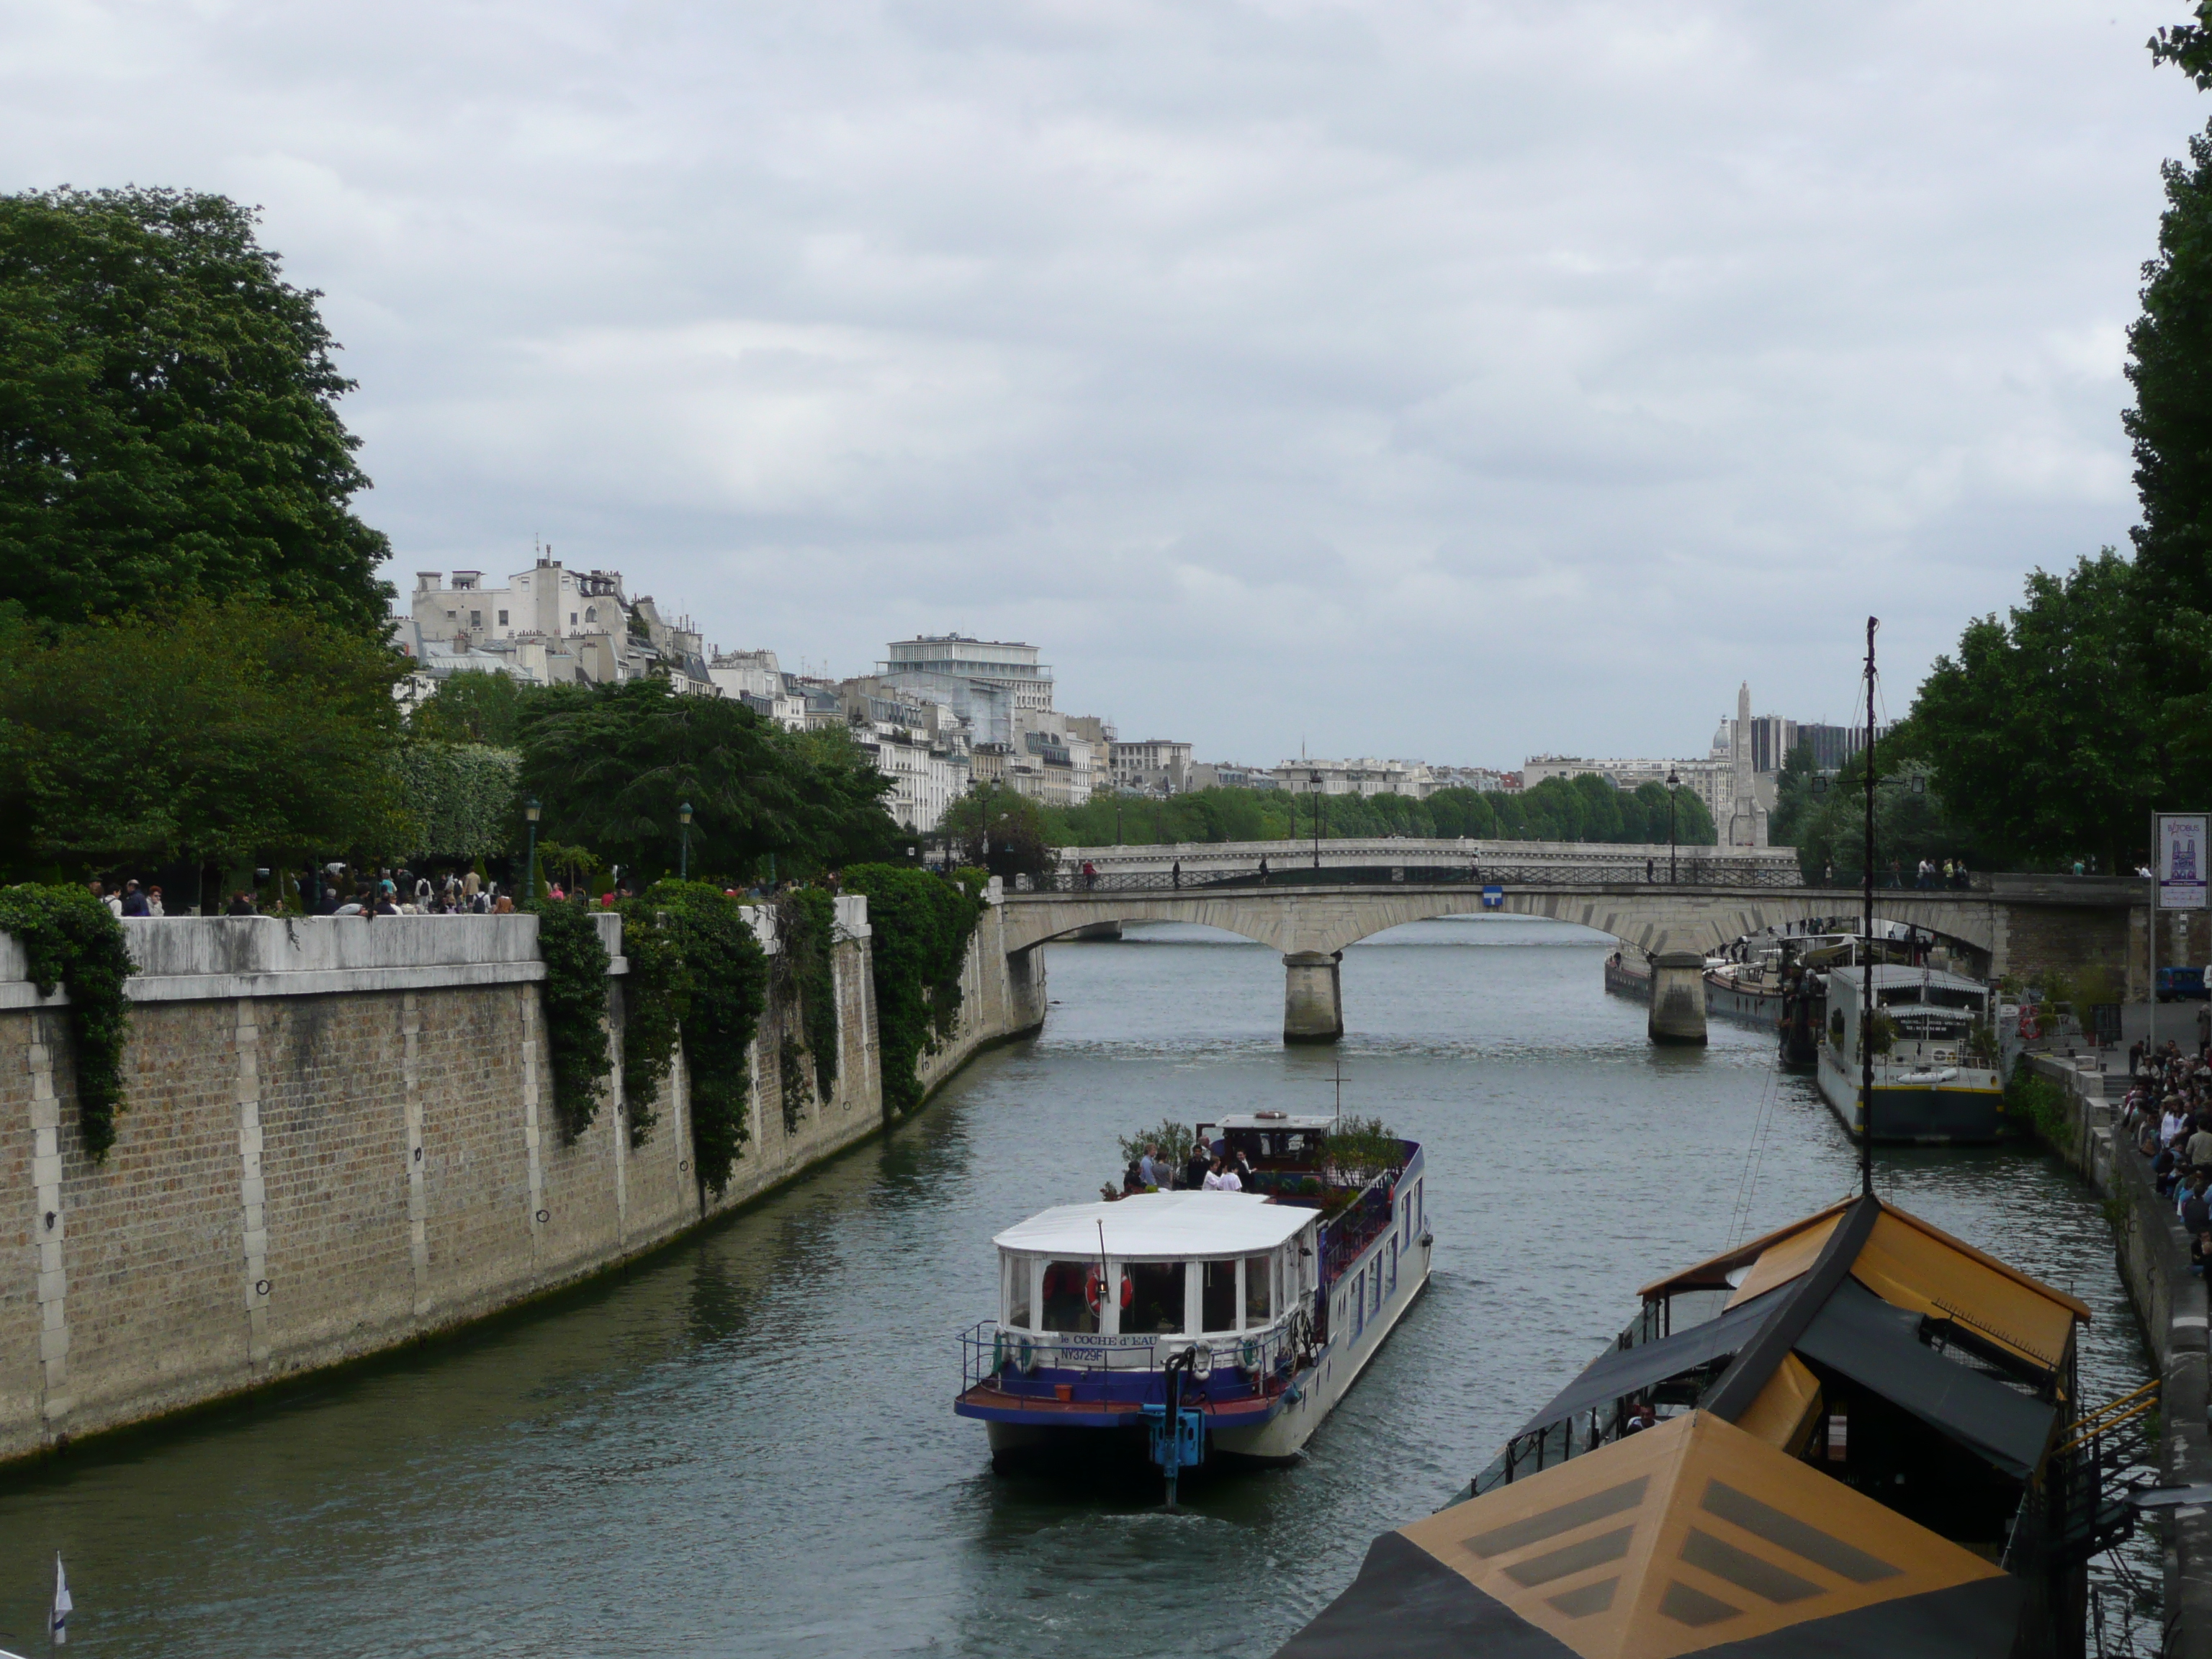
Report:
2,0,2201,765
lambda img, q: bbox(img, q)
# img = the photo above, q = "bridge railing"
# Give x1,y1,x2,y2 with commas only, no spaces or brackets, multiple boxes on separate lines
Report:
1019,862,1825,893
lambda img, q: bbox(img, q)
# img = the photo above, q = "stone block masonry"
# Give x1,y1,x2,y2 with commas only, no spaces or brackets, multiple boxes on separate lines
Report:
0,895,1043,1461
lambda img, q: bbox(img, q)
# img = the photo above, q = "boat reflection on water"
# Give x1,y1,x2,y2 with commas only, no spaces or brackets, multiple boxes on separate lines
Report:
1274,1192,2151,1659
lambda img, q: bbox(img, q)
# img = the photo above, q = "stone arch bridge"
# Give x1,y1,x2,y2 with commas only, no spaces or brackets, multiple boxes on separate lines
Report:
997,875,2149,1043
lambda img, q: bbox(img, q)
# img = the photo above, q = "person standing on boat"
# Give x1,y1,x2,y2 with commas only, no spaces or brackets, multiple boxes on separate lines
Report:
1183,1142,1213,1192
1138,1145,1164,1189
1203,1157,1243,1192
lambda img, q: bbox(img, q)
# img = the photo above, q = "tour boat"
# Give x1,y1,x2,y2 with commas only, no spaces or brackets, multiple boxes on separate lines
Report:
1276,1190,2139,1659
954,1112,1431,1484
1816,963,2008,1143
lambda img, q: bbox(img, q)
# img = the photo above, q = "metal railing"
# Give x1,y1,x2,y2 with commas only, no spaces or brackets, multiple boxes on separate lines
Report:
959,1318,1301,1401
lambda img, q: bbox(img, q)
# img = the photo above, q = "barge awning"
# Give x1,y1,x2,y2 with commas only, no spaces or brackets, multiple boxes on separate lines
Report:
1794,1279,2055,1480
1512,1292,1783,1441
1272,1412,2022,1659
994,1192,1316,1256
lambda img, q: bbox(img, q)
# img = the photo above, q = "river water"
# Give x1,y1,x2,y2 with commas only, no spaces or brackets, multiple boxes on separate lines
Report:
0,919,2157,1657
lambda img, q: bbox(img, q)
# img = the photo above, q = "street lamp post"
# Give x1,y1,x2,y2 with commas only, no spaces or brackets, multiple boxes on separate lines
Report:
1665,769,1679,884
524,798,541,902
679,801,693,881
1310,769,1323,870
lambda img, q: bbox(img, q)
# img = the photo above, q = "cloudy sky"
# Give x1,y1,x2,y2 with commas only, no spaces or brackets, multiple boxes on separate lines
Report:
4,1,2202,767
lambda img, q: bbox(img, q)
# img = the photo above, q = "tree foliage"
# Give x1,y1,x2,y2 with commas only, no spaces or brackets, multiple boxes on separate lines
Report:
0,599,410,878
398,743,519,862
649,881,768,1194
515,679,900,884
532,898,612,1143
0,883,135,1159
840,865,985,1118
1784,734,1979,884
1911,554,2156,871
2153,3,2212,89
410,670,531,748
0,188,391,635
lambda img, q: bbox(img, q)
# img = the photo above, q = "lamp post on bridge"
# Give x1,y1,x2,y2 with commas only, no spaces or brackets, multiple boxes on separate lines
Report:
679,800,693,881
1310,769,1323,871
524,798,541,902
1665,768,1679,884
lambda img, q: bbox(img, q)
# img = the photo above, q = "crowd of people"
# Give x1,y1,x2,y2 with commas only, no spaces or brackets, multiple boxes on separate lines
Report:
2123,1040,2212,1274
86,866,826,920
1102,1136,1256,1201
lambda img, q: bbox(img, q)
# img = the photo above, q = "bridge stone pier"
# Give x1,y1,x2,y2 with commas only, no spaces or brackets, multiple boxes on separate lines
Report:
1282,953,1344,1043
1000,873,2153,1045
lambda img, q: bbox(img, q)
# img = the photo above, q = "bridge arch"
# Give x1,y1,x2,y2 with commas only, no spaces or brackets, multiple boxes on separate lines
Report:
999,884,2004,1043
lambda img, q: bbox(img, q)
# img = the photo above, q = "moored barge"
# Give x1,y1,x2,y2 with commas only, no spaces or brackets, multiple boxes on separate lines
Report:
1276,1191,2146,1659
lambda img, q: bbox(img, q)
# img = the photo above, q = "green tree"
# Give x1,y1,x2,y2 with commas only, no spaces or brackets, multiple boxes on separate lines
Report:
397,742,518,862
0,189,391,634
1911,554,2156,870
942,783,1053,875
1765,745,1818,849
2152,3,2212,87
841,864,985,1117
410,670,531,747
0,600,408,886
515,679,898,884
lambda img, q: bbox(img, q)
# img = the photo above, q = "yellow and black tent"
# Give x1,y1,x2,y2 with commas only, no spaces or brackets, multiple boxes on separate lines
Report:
1274,1412,2022,1659
1275,1192,2094,1658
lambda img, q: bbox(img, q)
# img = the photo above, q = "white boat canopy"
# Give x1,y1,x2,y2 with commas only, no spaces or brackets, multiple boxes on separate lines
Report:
1829,964,1988,997
994,1192,1314,1258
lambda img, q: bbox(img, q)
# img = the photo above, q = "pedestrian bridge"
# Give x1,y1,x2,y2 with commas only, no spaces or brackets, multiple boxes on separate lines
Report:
998,868,2145,1043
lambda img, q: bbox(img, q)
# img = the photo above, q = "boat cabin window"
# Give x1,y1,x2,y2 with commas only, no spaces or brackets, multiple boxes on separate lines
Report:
1244,1254,1272,1323
1040,1260,1099,1334
1123,1262,1186,1335
1005,1254,1033,1328
1201,1262,1237,1333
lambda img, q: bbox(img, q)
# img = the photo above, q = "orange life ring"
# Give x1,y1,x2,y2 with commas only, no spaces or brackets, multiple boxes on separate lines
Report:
1085,1268,1133,1313
2018,1007,2040,1040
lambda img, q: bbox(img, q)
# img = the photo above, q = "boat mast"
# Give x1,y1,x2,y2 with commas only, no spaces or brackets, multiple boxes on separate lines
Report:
1861,616,1879,1196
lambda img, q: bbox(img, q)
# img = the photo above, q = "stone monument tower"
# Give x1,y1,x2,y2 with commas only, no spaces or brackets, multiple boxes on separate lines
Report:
1727,681,1768,848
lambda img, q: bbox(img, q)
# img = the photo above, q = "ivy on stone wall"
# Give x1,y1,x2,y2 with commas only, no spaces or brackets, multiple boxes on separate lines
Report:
0,884,136,1159
649,881,767,1195
615,896,684,1148
398,742,520,860
840,865,986,1118
774,887,840,1106
531,897,611,1141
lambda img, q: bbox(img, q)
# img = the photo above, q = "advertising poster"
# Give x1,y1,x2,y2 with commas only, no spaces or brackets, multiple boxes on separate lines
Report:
2159,813,2208,909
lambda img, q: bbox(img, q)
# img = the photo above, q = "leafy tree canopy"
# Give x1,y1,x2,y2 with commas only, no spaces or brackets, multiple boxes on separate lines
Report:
0,599,408,878
410,670,531,747
0,188,391,634
2153,1,2212,87
1910,553,2157,871
514,678,900,884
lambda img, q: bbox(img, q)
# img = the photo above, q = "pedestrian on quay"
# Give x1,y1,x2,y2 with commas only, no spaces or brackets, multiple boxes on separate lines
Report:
120,879,150,917
2191,1118,2212,1173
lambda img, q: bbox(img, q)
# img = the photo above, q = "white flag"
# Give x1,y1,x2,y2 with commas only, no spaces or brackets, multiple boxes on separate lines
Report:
50,1552,70,1645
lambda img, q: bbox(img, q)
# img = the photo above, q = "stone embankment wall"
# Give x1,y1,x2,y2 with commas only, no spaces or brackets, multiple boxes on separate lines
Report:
2024,1056,2212,1659
0,896,1045,1461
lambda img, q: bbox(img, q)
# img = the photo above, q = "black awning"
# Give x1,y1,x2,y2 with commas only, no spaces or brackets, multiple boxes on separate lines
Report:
1513,1291,1781,1440
1795,1277,2056,1480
